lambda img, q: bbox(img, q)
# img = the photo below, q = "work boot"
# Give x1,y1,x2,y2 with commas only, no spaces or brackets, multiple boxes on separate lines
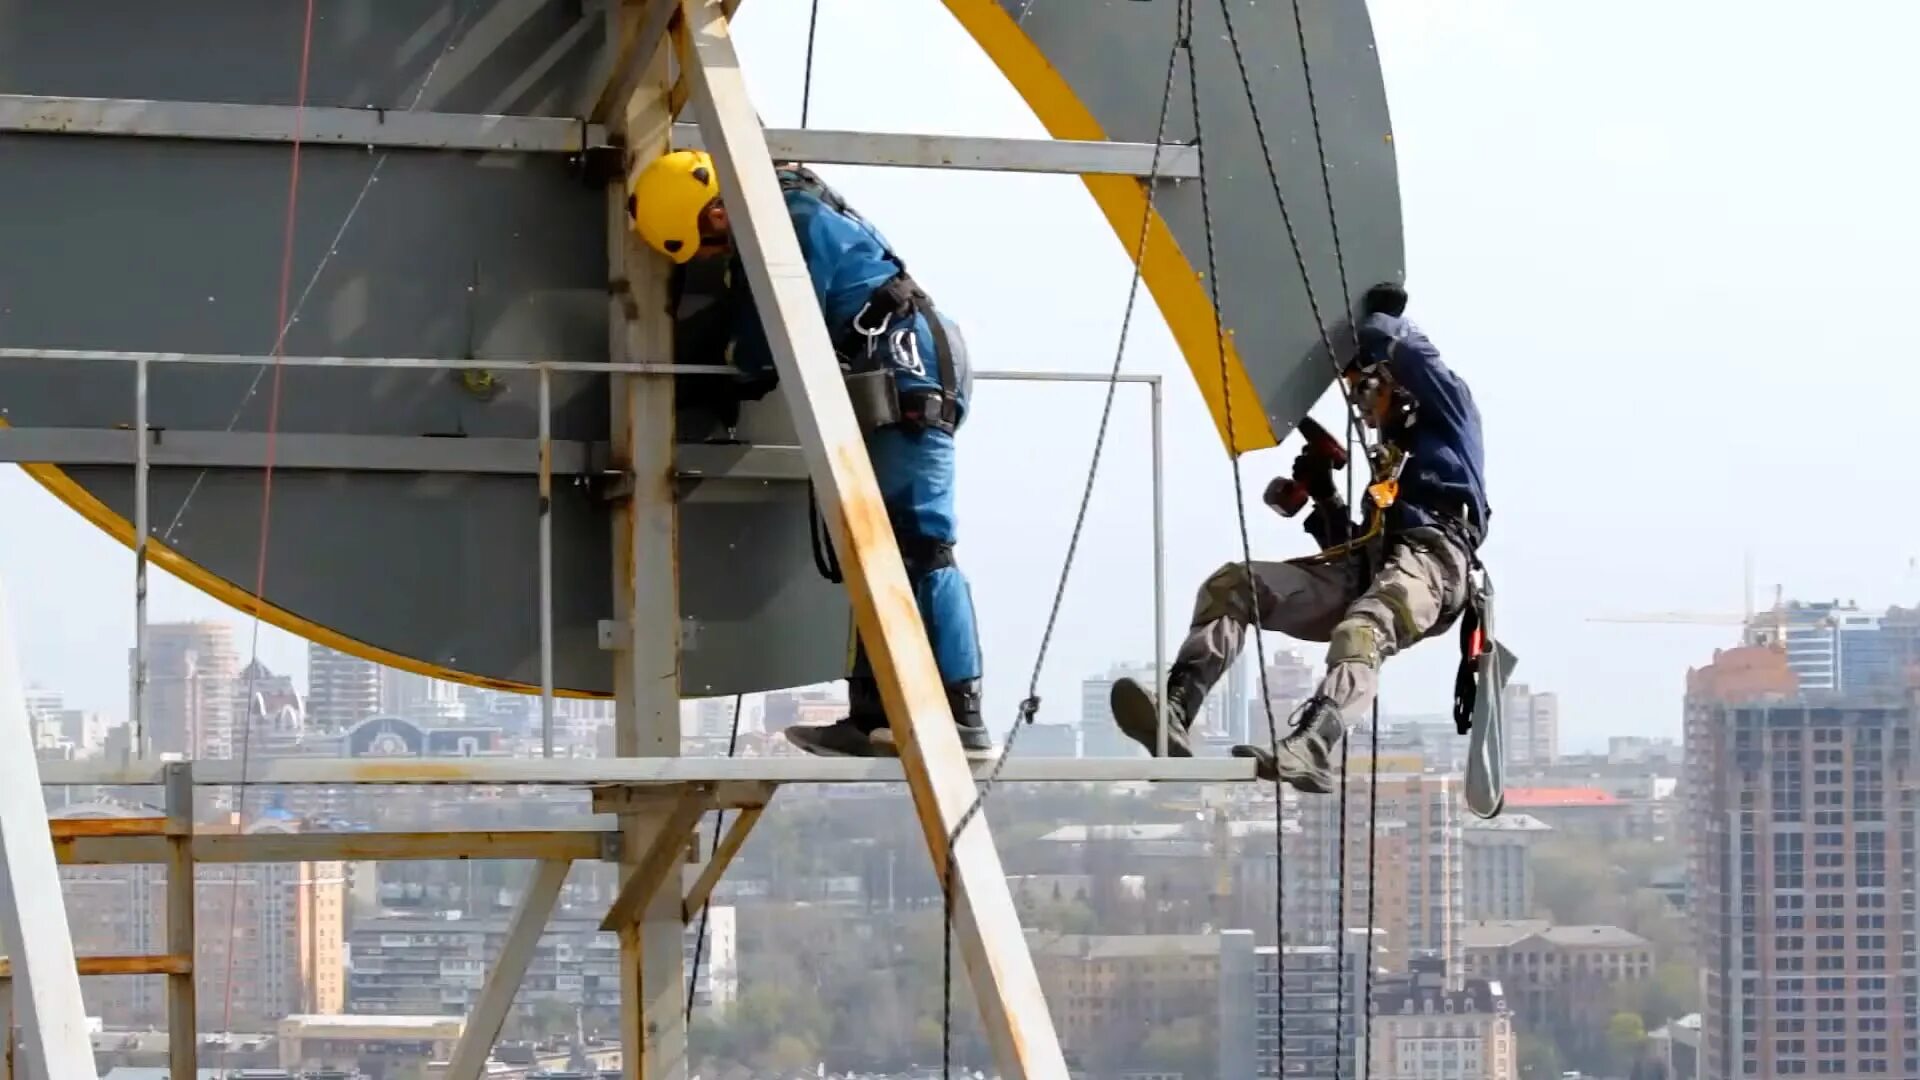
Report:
870,679,997,761
1232,696,1347,793
784,678,886,758
1109,666,1207,757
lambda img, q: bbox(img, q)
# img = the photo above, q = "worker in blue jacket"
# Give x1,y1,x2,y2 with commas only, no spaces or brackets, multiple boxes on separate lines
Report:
1109,283,1490,792
628,150,992,760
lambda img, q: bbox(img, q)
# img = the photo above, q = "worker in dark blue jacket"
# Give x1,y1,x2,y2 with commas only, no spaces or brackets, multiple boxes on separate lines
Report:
1109,283,1490,792
628,150,992,759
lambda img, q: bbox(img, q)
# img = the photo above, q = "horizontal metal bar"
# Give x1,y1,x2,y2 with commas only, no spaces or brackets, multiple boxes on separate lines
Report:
0,347,726,376
674,443,807,483
39,757,1259,787
4,349,1162,386
53,828,613,865
0,428,594,475
0,955,190,979
670,123,1198,178
0,94,1196,177
0,94,601,153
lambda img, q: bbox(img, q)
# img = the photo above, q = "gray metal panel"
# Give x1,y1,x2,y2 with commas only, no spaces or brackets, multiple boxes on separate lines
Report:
0,0,852,697
989,0,1404,436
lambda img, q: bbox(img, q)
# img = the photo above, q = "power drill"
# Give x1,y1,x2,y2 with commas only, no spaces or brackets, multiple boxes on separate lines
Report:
1263,416,1348,517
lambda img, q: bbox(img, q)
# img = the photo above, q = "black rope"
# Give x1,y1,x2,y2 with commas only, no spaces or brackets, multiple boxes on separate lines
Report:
936,4,1188,1073
1212,0,1380,1071
799,0,822,129
686,693,744,1023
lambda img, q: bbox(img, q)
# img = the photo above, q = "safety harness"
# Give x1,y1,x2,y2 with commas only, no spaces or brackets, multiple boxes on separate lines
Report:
776,165,964,436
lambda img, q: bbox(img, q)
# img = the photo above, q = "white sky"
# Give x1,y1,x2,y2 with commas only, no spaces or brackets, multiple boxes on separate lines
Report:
4,0,1919,753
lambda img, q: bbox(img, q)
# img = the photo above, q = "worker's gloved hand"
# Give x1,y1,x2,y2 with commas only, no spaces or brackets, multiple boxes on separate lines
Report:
1292,450,1337,503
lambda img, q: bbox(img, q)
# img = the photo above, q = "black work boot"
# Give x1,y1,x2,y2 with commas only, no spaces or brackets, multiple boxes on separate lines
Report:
785,678,886,758
1232,696,1346,793
870,679,996,760
1109,665,1207,757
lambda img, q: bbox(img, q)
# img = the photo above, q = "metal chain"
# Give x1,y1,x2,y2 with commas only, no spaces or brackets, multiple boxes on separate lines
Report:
938,2,1189,1071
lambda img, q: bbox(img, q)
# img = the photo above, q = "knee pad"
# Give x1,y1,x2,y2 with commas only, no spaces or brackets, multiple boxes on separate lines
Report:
1327,618,1382,668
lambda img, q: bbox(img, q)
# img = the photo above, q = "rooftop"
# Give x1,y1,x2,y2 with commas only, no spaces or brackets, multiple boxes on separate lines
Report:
1462,812,1553,834
1503,786,1619,808
1027,933,1220,960
1458,920,1648,950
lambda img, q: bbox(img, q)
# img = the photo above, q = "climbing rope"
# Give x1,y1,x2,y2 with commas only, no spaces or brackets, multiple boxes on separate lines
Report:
686,692,745,1022
935,3,1189,1072
1210,0,1380,1070
220,0,319,1059
799,0,823,129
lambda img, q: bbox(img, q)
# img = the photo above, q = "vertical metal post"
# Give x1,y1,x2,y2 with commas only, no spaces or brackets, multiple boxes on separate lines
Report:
1150,375,1168,755
0,978,13,1080
537,365,555,758
133,354,150,759
605,7,686,1078
163,763,196,1080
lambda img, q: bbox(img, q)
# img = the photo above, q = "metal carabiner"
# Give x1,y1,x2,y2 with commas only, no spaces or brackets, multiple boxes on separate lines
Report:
849,301,893,360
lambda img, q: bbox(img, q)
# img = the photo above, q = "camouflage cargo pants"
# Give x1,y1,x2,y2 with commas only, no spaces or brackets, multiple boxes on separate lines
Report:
1173,525,1472,731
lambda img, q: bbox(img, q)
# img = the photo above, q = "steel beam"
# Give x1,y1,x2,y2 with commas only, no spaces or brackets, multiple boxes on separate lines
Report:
0,94,599,153
37,756,1262,787
0,92,1192,177
606,9,688,1075
0,428,592,476
0,576,96,1080
674,1,1068,1075
670,123,1200,178
444,859,572,1080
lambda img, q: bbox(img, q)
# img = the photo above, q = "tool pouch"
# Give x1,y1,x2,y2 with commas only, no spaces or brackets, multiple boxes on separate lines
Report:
844,367,903,432
1457,569,1513,820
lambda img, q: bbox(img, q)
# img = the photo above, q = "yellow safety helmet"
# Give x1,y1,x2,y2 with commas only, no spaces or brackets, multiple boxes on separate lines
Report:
628,149,722,264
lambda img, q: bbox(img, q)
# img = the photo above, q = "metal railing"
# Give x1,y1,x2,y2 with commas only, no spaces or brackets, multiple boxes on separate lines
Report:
0,347,1172,762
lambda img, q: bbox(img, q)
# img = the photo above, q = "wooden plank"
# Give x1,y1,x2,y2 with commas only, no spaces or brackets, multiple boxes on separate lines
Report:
46,818,165,839
55,829,612,866
672,2,1067,1076
443,860,572,1080
0,956,190,979
0,575,97,1079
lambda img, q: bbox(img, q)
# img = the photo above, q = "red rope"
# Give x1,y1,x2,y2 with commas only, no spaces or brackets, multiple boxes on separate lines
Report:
219,0,317,1041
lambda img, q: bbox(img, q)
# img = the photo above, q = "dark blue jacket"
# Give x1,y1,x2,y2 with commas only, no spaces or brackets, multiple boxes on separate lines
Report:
726,178,961,408
1357,312,1490,540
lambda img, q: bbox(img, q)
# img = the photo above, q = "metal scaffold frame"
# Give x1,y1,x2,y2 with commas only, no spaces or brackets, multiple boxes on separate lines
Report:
0,1,1244,1076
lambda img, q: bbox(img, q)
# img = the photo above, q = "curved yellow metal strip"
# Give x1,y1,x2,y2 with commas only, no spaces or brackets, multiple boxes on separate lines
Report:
8,437,594,700
942,0,1277,454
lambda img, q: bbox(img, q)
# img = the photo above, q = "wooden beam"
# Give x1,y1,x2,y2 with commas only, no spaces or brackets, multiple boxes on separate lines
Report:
605,6,687,1075
672,2,1067,1076
0,575,97,1080
54,829,612,866
46,818,164,839
163,764,195,1080
681,805,763,921
443,860,572,1080
587,0,676,124
0,956,189,979
600,795,706,931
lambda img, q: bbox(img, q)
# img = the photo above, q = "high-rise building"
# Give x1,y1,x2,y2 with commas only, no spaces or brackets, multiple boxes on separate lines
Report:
1252,933,1375,1079
1501,684,1559,769
1263,650,1316,733
1685,643,1920,1080
306,643,380,731
1292,774,1462,978
138,621,241,758
380,669,466,725
1369,955,1517,1080
1461,813,1552,921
